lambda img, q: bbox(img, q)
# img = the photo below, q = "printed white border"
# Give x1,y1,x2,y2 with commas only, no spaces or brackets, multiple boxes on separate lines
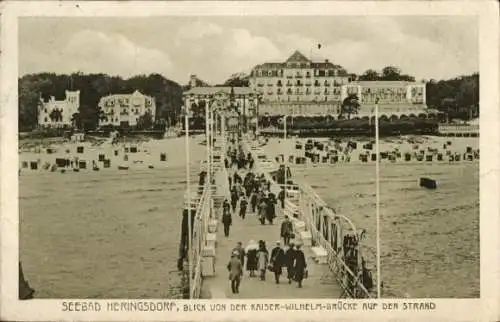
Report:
1,1,499,321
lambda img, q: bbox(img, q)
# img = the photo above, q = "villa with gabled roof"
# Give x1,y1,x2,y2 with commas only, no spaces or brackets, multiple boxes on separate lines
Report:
98,90,156,127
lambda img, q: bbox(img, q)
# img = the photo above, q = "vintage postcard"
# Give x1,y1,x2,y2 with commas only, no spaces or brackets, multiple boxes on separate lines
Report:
1,1,499,321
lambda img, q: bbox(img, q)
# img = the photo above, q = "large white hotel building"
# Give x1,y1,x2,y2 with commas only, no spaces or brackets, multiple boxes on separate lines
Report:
250,50,429,119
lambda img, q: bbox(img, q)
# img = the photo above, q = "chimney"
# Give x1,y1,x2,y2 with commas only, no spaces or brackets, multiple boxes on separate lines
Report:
325,59,329,63
189,75,197,88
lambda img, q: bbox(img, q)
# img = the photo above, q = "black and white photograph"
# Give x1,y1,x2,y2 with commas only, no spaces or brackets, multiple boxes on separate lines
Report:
1,1,499,321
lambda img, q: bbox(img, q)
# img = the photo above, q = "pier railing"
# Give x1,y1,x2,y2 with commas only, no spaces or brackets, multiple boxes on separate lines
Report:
188,182,211,299
297,183,374,298
247,139,374,299
188,135,229,299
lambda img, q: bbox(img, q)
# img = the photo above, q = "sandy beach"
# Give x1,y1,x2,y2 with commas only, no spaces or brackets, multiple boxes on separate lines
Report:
19,134,479,298
262,136,480,298
19,136,207,298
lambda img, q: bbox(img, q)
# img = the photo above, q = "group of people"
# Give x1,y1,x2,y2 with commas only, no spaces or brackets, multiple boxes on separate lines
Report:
223,136,308,295
226,239,308,294
222,170,287,235
224,140,254,171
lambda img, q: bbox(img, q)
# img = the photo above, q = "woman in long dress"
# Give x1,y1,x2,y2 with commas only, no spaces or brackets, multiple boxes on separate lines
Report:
256,240,269,281
245,240,258,277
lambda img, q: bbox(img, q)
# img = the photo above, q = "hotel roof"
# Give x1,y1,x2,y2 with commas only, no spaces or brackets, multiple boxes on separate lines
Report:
252,50,338,70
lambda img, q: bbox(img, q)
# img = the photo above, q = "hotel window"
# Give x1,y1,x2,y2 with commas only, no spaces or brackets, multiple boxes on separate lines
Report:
44,117,48,122
296,80,302,86
318,70,326,77
287,88,292,95
277,80,282,87
306,71,310,78
314,80,320,87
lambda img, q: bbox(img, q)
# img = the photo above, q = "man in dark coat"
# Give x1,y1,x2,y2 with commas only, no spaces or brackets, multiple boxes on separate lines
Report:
266,194,277,224
270,241,285,284
278,187,285,209
284,242,296,284
231,188,239,212
222,207,232,237
239,195,248,219
280,215,294,245
293,243,307,288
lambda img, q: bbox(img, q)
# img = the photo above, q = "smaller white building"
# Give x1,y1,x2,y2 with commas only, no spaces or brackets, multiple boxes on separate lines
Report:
98,90,156,127
38,90,80,128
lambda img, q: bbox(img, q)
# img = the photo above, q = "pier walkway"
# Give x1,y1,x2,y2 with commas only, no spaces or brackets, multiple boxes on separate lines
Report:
202,185,342,299
185,131,375,299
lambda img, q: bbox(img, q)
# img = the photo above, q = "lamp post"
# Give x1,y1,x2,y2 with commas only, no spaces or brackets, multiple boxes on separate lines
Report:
375,97,381,299
184,99,192,300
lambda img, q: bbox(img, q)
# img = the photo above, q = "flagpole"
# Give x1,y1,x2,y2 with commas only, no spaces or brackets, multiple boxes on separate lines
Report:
375,97,381,299
184,103,192,300
284,115,287,204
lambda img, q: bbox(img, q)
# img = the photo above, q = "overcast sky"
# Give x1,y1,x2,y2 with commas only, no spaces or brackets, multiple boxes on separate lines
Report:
19,16,478,85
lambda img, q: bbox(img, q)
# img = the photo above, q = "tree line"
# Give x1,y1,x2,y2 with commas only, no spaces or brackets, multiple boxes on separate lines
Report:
18,67,479,132
18,72,183,132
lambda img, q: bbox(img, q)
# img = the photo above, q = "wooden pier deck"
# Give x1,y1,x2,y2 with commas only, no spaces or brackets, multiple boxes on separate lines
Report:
202,194,342,299
201,141,343,299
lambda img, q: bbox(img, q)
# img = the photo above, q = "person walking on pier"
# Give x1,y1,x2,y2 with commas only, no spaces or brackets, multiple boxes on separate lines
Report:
250,189,258,213
232,242,246,268
266,193,277,225
293,243,307,288
270,241,285,284
245,240,258,277
247,152,254,170
278,186,286,209
239,195,248,219
285,242,296,284
227,251,243,294
231,188,239,213
258,198,268,225
222,207,233,237
280,215,294,246
256,240,269,281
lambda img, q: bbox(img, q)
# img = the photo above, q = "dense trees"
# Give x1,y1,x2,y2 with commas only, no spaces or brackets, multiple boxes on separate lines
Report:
358,66,416,82
222,73,250,87
339,94,360,120
18,73,183,131
425,73,479,120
